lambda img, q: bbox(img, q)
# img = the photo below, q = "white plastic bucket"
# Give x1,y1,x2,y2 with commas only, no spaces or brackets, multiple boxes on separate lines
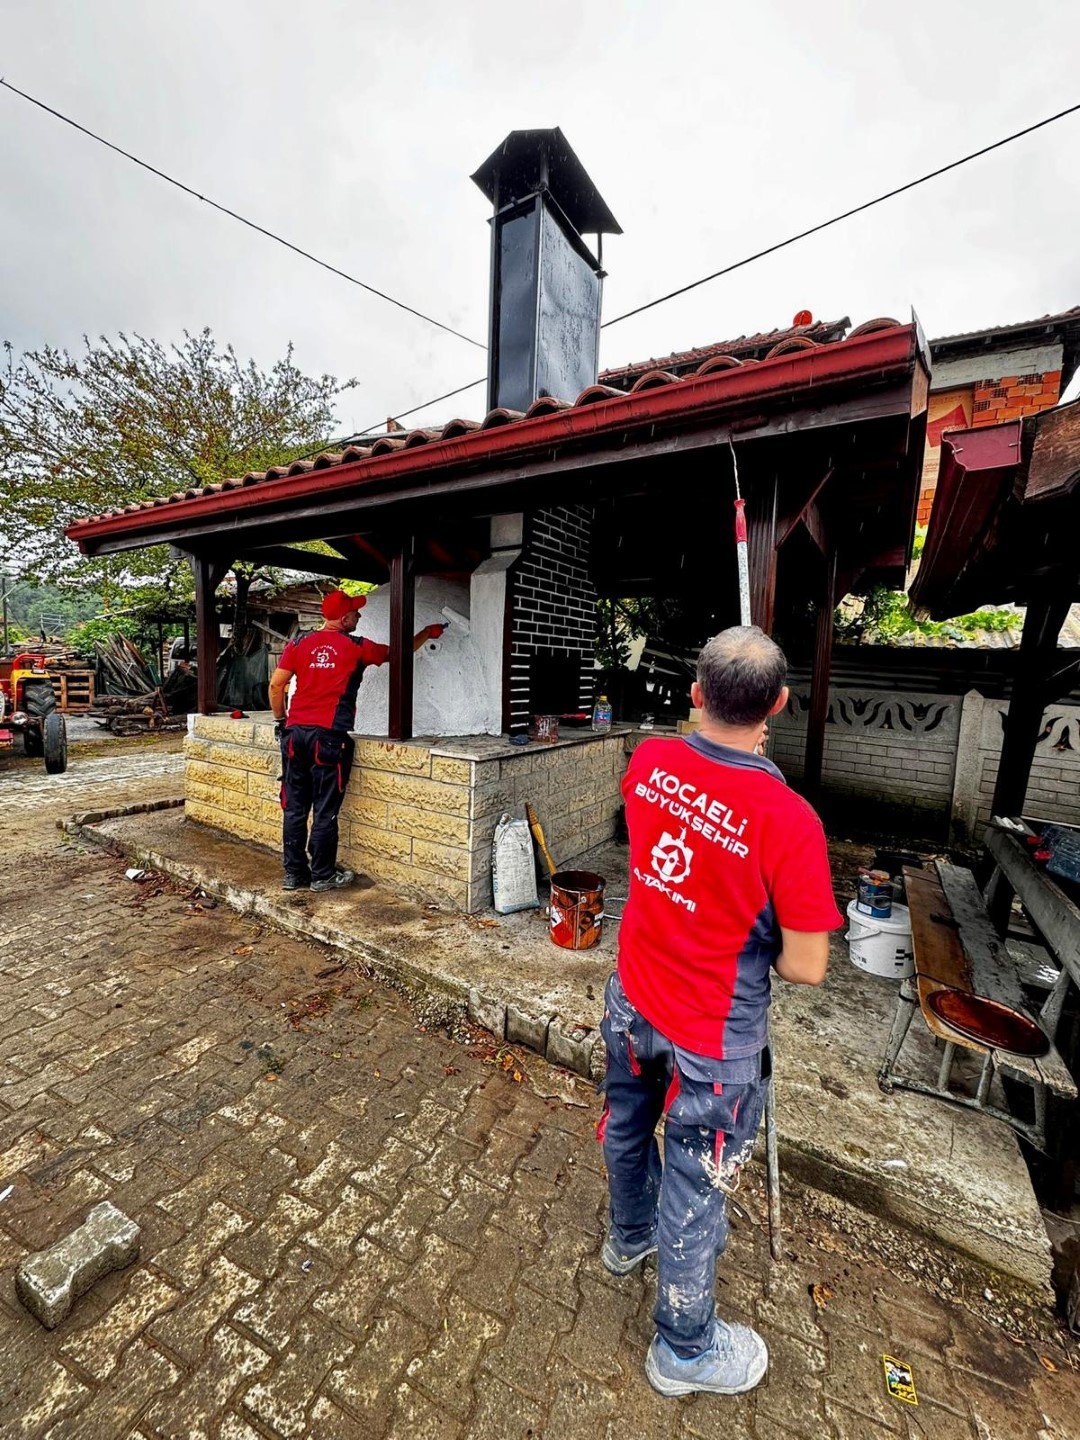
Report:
845,899,914,980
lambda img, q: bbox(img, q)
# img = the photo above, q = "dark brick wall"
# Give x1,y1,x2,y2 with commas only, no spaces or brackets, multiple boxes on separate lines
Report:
508,504,597,732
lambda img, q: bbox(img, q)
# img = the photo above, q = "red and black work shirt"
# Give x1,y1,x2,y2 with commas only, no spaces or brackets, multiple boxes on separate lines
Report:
618,733,843,1060
280,630,389,731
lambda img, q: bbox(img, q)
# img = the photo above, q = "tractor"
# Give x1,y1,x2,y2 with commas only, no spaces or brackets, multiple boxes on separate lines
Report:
0,653,68,773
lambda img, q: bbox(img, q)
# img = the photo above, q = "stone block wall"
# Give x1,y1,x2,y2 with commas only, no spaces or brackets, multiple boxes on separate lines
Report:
184,715,627,913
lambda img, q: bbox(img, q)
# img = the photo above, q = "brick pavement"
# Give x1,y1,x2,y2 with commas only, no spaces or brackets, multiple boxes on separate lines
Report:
1,746,1078,1438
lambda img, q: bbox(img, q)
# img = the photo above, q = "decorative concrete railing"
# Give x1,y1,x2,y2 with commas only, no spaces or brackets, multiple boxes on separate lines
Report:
771,687,1080,843
184,715,628,912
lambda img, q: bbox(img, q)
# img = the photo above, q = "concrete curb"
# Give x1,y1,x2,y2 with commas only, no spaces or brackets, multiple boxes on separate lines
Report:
62,805,604,1082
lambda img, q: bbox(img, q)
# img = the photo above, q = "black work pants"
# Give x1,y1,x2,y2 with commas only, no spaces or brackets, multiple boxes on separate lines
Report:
280,725,354,883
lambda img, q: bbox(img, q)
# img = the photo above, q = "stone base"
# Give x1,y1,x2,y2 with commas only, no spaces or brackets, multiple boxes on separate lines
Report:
184,715,629,912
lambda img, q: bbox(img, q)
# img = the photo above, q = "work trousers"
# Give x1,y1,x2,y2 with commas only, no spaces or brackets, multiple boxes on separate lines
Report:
280,725,354,883
598,971,768,1357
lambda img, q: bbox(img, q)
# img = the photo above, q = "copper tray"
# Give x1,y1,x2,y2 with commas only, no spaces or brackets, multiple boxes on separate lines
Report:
926,989,1049,1057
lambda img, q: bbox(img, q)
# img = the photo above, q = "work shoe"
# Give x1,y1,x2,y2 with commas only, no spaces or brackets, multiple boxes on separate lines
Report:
282,874,310,891
311,867,355,893
645,1319,768,1397
601,1231,658,1275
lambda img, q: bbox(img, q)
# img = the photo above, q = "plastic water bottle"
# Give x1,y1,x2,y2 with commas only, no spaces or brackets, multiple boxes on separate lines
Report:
592,694,612,732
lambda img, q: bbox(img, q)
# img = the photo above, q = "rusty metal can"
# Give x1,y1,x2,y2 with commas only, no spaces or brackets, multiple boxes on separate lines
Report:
549,870,605,949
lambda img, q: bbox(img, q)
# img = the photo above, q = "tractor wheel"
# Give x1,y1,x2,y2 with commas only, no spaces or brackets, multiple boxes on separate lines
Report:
23,725,44,758
23,679,58,718
43,711,68,774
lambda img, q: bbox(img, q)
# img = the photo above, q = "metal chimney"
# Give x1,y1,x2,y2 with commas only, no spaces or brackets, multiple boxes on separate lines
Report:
471,129,621,414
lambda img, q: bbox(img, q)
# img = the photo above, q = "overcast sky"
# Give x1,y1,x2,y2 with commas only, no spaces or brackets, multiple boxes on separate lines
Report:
3,0,1080,438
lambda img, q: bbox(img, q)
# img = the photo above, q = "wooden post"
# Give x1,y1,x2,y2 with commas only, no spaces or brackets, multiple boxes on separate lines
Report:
388,538,416,741
747,472,779,632
803,548,838,796
192,555,229,715
990,577,1073,821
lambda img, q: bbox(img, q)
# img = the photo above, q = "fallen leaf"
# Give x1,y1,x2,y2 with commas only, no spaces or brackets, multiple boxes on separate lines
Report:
811,1283,833,1312
233,944,254,956
513,1070,523,1083
1039,1356,1058,1374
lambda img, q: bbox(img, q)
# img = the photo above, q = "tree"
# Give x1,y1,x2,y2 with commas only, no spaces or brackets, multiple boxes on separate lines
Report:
0,328,356,605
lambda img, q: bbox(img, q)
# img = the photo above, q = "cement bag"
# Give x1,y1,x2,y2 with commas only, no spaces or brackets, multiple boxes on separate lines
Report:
492,813,539,914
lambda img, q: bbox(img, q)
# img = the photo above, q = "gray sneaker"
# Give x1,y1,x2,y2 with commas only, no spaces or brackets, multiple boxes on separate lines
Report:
601,1231,658,1275
311,867,355,893
645,1319,768,1397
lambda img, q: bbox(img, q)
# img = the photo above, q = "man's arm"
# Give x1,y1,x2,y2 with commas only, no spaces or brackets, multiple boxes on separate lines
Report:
268,667,294,722
774,929,830,986
363,625,446,666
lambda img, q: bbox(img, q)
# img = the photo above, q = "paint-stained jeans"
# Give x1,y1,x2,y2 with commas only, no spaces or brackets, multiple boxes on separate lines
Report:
280,725,354,883
598,971,768,1358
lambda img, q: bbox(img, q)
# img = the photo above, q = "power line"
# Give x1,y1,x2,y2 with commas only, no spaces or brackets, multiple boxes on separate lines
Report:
0,77,486,350
338,97,1080,441
601,98,1080,329
294,375,488,463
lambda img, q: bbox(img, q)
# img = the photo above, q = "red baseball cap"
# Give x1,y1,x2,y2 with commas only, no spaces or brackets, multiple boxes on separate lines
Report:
321,589,366,620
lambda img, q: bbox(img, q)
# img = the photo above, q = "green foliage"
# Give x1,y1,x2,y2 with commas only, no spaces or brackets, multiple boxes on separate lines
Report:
64,614,141,654
836,586,1023,645
0,328,356,601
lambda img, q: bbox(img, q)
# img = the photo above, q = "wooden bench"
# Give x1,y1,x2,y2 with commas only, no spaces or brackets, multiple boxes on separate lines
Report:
878,860,1076,1150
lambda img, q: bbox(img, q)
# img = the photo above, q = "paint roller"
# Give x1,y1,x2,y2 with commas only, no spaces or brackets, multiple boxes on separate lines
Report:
729,435,784,1264
440,605,470,636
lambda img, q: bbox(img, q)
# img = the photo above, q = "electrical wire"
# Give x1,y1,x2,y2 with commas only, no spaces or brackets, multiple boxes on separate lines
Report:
601,98,1080,330
0,77,486,350
292,374,488,463
344,97,1080,443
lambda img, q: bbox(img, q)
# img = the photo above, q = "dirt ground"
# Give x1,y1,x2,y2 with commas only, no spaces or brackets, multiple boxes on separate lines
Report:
1,733,1078,1439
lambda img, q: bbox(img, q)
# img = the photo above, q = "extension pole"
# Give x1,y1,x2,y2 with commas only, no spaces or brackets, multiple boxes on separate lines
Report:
730,441,783,1263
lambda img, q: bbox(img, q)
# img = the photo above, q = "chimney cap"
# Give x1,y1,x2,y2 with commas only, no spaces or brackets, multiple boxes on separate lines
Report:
471,127,622,237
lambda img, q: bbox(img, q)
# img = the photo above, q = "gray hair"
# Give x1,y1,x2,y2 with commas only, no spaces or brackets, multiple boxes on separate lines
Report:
696,626,787,727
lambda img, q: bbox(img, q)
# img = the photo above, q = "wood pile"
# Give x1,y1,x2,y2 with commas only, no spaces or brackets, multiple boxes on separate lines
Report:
94,634,157,696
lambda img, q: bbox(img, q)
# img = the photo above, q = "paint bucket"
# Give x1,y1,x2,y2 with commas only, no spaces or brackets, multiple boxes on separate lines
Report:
856,869,894,918
845,899,914,980
550,870,605,950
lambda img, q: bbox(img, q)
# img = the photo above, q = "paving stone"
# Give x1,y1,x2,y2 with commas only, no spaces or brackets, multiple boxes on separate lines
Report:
385,1380,463,1440
387,1232,472,1323
226,1193,322,1279
154,1200,249,1290
406,1301,501,1416
365,1181,448,1262
556,1274,633,1382
16,1199,141,1329
231,1243,333,1352
144,1325,271,1439
0,1350,89,1438
301,1182,383,1265
43,1339,179,1440
462,1375,545,1440
241,1315,353,1438
825,1321,909,1432
540,1360,617,1439
754,1328,827,1434
150,1254,262,1364
480,1287,574,1402
326,1307,429,1418
311,1238,406,1337
60,1267,179,1378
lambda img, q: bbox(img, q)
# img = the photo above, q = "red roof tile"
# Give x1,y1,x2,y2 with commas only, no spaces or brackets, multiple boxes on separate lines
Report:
67,317,907,539
599,317,851,386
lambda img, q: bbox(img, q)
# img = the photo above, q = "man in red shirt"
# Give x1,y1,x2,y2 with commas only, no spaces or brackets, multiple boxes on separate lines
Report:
599,626,842,1397
268,590,442,892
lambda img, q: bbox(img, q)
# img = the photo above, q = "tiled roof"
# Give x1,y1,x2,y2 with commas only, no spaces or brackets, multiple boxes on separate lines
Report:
930,306,1080,348
599,316,852,387
67,317,904,535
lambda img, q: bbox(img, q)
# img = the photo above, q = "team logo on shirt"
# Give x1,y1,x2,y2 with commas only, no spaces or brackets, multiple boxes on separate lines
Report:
310,645,337,670
651,828,693,884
